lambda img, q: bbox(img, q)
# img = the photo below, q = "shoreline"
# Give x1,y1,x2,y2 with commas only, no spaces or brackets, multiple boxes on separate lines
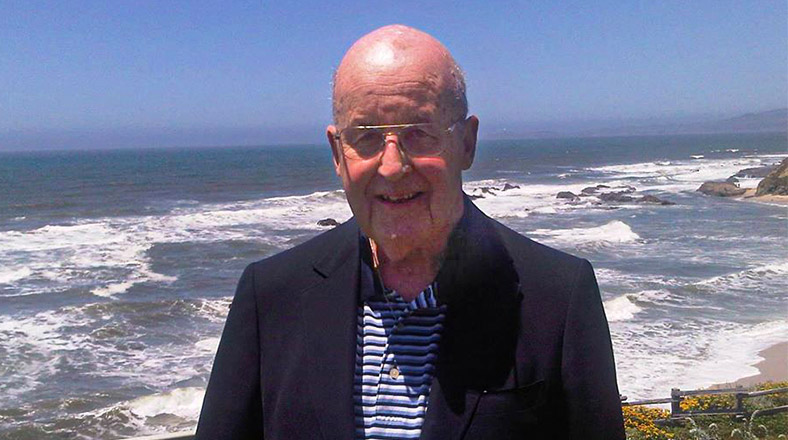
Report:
738,188,788,206
712,342,788,389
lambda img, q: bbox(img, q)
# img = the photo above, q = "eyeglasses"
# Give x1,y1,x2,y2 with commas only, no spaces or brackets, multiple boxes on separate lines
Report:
335,120,463,160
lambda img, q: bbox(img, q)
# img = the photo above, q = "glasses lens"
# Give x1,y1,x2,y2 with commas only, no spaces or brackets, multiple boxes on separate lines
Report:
342,127,383,159
400,124,442,157
340,123,448,159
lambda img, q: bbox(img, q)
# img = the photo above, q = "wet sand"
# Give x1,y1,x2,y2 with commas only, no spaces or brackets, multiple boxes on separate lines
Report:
713,342,788,389
739,188,788,206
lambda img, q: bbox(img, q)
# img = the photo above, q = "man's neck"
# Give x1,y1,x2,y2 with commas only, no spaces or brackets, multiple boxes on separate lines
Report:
374,245,443,301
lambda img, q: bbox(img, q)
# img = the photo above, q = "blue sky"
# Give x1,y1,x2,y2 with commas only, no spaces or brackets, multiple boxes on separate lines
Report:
1,1,786,149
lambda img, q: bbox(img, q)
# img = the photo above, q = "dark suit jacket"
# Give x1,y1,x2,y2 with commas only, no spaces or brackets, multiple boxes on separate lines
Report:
196,197,625,439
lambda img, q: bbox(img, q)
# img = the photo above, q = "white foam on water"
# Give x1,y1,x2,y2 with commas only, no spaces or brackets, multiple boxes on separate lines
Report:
91,281,136,298
587,154,785,194
462,178,624,219
0,266,31,284
696,262,788,292
613,319,788,400
0,189,355,297
195,337,220,353
530,220,641,245
127,386,205,420
604,295,642,322
691,155,704,159
0,308,91,398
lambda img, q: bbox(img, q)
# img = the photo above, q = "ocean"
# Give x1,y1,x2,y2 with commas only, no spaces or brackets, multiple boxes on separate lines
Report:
0,132,786,439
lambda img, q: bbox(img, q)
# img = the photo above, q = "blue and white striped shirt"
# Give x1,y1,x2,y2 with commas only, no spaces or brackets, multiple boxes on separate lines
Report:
353,284,446,439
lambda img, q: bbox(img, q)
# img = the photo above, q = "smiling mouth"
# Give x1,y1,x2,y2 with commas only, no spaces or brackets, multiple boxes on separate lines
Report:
377,192,423,203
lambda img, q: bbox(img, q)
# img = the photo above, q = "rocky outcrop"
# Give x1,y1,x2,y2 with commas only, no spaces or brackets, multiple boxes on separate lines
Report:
555,184,674,206
501,183,520,191
556,191,579,200
580,184,611,195
638,195,675,205
599,191,635,203
755,158,788,196
317,218,339,227
734,164,778,178
697,182,746,197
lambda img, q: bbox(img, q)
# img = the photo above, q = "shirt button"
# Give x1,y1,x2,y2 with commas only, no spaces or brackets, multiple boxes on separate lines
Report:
390,367,400,379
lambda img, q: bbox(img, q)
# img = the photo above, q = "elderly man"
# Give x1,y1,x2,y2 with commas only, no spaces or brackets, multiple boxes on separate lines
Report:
197,25,625,439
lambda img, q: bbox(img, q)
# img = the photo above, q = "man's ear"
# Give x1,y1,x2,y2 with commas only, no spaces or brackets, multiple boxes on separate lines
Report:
326,125,343,177
460,115,479,170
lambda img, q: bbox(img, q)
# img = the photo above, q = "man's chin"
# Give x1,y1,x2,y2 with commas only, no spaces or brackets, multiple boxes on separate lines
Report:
369,223,445,261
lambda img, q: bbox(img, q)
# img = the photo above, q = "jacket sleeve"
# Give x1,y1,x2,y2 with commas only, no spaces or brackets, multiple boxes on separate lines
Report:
196,264,264,439
561,259,625,439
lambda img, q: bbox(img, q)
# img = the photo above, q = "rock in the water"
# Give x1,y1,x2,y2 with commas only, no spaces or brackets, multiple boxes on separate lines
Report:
726,176,739,184
755,158,788,196
501,183,520,191
556,191,578,200
467,194,484,200
479,186,497,195
317,218,340,227
697,182,746,197
734,164,778,178
638,195,675,205
580,184,611,195
599,191,635,202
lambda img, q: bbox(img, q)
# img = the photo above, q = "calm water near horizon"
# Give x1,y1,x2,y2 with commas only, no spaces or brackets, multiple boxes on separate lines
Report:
0,132,786,438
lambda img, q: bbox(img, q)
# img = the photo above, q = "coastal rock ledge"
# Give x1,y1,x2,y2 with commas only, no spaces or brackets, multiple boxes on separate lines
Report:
697,182,746,197
755,158,788,196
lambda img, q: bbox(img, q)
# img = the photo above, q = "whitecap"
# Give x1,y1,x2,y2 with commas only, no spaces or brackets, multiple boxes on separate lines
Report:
127,386,205,420
530,220,640,245
604,295,642,322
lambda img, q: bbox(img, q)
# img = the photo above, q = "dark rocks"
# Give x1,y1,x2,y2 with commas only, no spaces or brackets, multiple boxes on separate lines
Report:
479,186,498,195
555,184,674,206
755,158,788,196
638,195,675,205
501,183,520,191
697,182,746,197
598,191,635,203
317,218,340,227
556,191,579,200
467,194,484,200
580,184,611,195
734,164,778,178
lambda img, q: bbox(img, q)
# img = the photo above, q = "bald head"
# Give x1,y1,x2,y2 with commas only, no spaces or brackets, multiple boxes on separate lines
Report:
332,25,467,126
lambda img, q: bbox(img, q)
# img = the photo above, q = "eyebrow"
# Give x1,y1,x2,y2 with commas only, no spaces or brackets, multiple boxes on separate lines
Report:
346,112,436,127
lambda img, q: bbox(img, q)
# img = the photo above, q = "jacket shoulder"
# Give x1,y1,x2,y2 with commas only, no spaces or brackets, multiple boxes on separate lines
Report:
488,216,593,303
244,219,357,296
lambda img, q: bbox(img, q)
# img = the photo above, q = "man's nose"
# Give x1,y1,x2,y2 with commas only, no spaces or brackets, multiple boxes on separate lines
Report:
377,134,410,180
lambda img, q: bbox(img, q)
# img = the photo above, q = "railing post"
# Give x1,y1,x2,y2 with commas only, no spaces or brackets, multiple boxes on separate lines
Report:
671,388,682,416
735,389,745,414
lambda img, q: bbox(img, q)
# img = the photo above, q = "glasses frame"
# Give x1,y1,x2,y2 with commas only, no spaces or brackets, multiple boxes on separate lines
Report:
334,119,464,160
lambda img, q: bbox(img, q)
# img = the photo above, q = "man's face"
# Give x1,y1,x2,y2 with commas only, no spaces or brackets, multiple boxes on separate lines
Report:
328,60,477,261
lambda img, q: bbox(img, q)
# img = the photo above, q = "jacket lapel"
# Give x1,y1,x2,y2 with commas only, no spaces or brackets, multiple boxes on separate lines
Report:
303,221,360,440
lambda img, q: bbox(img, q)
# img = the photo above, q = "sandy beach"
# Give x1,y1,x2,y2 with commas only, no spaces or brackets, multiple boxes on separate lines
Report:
713,342,788,389
739,188,788,206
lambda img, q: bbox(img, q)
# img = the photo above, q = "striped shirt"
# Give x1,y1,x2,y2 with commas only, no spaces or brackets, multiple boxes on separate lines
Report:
353,283,447,439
